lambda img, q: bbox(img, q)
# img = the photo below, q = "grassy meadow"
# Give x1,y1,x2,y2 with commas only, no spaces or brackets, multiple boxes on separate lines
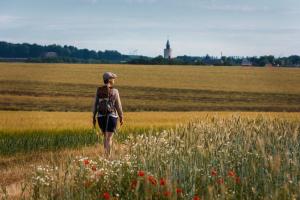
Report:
1,62,300,199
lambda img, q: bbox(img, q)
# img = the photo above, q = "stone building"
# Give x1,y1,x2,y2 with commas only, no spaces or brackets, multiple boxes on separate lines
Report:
164,40,172,59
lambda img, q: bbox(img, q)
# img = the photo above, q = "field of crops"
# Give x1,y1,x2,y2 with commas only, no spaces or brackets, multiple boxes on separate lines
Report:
1,111,299,155
2,116,299,199
1,63,300,199
1,111,300,199
1,63,300,112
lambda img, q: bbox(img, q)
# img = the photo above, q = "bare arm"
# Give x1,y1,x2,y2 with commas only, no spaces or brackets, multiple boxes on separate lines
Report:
115,89,123,119
92,88,99,119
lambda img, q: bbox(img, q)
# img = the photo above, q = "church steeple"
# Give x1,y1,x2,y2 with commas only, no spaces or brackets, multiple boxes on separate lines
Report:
164,40,172,59
166,40,170,49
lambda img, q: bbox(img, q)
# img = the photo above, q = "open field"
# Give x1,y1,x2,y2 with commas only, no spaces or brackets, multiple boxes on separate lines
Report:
1,63,300,112
1,111,300,131
1,63,300,199
0,111,299,155
1,111,299,199
1,115,300,199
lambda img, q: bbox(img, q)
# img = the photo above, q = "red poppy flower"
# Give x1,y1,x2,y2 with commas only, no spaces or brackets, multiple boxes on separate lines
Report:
163,191,171,197
228,170,236,177
103,192,110,200
83,159,89,165
91,165,97,171
193,195,201,200
138,170,145,177
176,188,183,194
235,176,241,184
131,180,138,189
211,169,217,176
159,178,166,186
217,178,224,184
148,176,157,185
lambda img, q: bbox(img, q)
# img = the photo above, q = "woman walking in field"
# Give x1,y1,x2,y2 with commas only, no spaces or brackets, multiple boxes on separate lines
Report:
92,72,123,157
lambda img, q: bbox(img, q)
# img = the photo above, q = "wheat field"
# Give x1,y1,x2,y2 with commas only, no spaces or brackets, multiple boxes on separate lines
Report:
1,63,300,93
2,116,300,199
1,63,300,199
1,111,300,131
1,63,300,112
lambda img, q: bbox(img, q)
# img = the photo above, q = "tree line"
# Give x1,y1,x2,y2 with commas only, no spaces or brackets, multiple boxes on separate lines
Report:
0,41,299,67
0,41,129,63
129,55,300,67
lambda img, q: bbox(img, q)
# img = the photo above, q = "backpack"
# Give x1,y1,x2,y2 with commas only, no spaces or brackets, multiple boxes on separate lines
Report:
97,85,114,115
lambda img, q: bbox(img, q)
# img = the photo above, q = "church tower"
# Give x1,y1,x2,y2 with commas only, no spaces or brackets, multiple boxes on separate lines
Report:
164,40,172,59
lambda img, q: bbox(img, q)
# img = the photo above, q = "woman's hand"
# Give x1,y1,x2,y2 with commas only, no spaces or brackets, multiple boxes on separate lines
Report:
120,117,123,126
92,117,96,127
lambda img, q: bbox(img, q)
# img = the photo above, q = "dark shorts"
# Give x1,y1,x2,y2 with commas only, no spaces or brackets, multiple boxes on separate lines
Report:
97,115,118,133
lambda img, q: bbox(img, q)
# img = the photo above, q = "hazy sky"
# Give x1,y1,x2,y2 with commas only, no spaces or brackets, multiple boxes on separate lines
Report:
0,0,299,57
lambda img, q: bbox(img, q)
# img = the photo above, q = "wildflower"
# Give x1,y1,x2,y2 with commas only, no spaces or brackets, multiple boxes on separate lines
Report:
103,192,110,200
163,190,171,197
138,170,145,177
193,195,201,200
92,165,97,171
83,159,89,165
211,169,217,176
235,176,241,184
228,170,236,177
176,188,183,194
131,180,138,189
148,175,157,185
159,178,166,186
217,178,224,185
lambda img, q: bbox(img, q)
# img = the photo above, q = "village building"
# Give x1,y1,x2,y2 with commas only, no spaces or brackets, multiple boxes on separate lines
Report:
44,52,58,58
241,58,252,66
164,40,172,59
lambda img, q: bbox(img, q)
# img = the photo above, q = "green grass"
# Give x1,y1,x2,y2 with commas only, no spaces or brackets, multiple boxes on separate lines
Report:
0,129,96,155
0,126,168,155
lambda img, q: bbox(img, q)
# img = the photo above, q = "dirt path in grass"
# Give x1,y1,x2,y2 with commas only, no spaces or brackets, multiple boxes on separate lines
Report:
0,143,126,199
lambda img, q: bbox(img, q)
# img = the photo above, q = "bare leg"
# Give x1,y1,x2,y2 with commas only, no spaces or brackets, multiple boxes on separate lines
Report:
103,133,107,150
104,132,114,158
